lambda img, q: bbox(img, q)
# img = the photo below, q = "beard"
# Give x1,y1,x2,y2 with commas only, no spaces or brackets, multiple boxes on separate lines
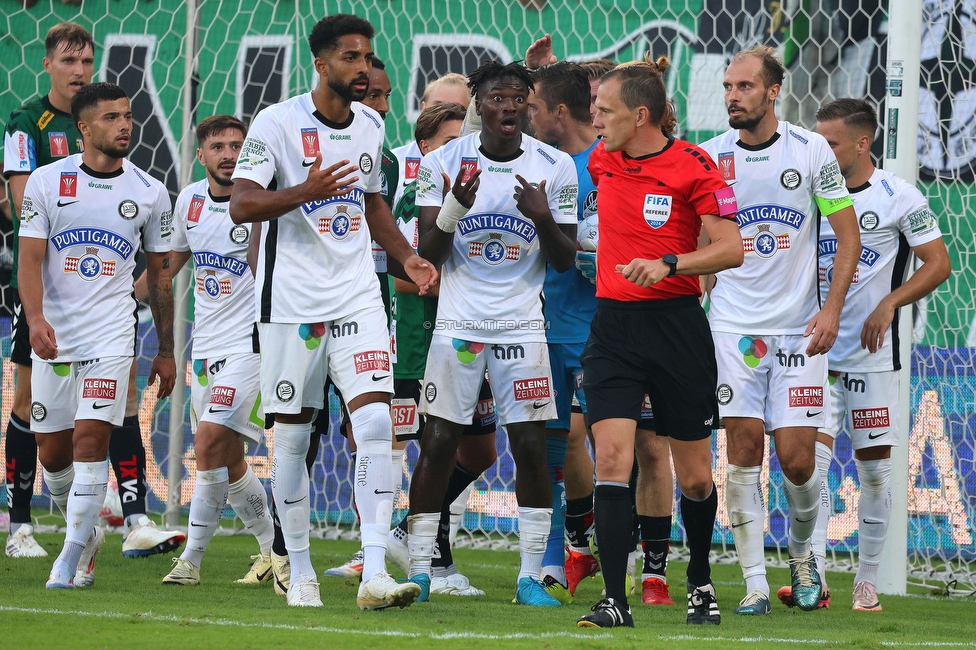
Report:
98,140,129,159
207,164,235,186
728,105,765,131
329,74,368,102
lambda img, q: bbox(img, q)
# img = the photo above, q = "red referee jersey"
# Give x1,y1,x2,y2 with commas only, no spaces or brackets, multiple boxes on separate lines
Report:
588,137,737,302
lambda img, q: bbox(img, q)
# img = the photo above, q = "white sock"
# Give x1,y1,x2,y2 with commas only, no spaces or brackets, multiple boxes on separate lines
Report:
228,465,273,555
271,421,314,582
181,467,229,569
785,469,820,558
812,441,833,585
517,506,551,581
391,447,406,506
727,464,768,596
407,512,439,579
350,402,394,582
42,465,75,516
449,483,473,547
854,457,891,586
54,461,108,576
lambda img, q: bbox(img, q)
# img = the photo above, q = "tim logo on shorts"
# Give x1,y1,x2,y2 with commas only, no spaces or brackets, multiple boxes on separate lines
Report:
788,386,823,408
513,378,551,401
210,386,236,407
354,351,390,374
83,378,117,400
852,408,890,429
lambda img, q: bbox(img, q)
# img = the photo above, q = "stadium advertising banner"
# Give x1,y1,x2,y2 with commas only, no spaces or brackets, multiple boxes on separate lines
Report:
0,0,974,561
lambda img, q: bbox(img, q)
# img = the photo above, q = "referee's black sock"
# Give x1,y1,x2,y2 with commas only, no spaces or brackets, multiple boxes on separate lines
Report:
594,482,632,605
110,415,147,522
432,462,478,569
681,484,717,587
5,413,36,528
639,515,672,579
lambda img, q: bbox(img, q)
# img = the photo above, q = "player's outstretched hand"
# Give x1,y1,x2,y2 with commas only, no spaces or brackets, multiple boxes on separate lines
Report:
303,153,359,201
860,298,895,353
513,175,550,223
525,34,557,69
404,254,439,295
28,318,58,360
804,305,841,356
149,354,177,399
447,169,480,208
615,258,668,288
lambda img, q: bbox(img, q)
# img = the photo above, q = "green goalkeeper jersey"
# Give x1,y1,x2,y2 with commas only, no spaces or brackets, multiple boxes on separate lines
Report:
3,96,84,288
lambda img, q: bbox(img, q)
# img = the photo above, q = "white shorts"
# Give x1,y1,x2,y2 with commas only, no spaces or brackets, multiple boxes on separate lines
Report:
819,370,899,449
713,332,829,431
30,355,131,433
420,337,556,426
190,352,264,444
258,303,394,415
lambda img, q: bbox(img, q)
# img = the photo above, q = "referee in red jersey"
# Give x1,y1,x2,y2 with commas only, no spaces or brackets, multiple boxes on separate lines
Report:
576,58,743,628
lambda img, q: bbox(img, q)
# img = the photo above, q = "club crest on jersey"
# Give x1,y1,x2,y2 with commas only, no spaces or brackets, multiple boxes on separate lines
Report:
118,200,139,220
301,128,319,157
318,204,362,240
405,157,421,180
743,224,789,258
64,247,116,281
469,233,519,265
60,172,77,197
49,132,69,157
359,153,373,175
198,269,232,300
718,152,736,181
860,211,879,230
643,193,672,229
188,194,206,224
582,190,598,218
780,168,802,190
460,157,479,184
229,224,249,244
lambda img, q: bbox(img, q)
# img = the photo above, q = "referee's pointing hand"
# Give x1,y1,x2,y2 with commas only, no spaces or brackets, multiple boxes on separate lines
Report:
616,258,669,288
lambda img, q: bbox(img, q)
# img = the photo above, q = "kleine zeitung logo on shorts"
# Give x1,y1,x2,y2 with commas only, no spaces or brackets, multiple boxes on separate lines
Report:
788,386,823,408
210,386,236,407
83,378,117,400
852,408,890,429
354,350,390,374
513,377,551,401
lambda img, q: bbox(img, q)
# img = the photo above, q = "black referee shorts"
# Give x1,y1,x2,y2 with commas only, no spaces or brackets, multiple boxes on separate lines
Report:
581,296,718,442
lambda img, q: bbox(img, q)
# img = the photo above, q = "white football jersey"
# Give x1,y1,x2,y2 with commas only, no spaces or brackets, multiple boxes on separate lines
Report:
415,132,578,343
820,168,943,372
701,121,853,334
231,93,385,323
392,140,422,211
19,154,172,361
171,179,256,358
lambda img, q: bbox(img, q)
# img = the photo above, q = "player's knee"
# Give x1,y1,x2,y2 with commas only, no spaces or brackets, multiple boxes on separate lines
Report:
350,401,392,455
779,455,815,485
677,473,712,501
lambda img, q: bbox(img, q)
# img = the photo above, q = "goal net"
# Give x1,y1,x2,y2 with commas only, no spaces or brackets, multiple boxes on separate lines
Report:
0,0,972,593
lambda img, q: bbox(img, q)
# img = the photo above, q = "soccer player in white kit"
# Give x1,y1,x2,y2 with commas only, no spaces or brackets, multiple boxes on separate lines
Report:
229,14,436,610
699,47,862,614
18,82,176,588
408,61,579,606
160,115,275,587
773,99,950,612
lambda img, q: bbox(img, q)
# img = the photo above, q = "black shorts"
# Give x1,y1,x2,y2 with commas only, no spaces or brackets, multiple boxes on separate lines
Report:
10,289,31,367
581,296,718,442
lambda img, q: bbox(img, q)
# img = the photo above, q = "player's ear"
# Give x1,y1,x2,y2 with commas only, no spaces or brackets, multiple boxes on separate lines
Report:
767,83,781,103
196,148,205,165
313,56,328,77
419,139,430,156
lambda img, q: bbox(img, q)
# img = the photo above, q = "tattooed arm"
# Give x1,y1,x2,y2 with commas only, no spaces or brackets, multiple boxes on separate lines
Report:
145,251,176,397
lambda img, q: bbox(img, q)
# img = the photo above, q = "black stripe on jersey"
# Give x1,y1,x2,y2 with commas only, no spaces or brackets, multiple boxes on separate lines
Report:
260,218,278,323
682,146,714,172
888,232,912,371
735,131,781,151
251,322,260,354
129,292,140,357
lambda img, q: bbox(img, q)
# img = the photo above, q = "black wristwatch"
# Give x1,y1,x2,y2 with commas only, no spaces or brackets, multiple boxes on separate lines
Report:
662,253,678,278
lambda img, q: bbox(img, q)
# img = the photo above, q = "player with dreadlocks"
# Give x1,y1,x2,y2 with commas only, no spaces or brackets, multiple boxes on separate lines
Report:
404,60,580,606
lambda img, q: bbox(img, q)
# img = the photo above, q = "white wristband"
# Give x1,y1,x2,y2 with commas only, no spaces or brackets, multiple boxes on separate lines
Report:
435,191,470,233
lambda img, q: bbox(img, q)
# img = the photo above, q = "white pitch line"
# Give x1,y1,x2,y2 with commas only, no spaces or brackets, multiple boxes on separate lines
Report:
0,606,610,641
661,635,830,644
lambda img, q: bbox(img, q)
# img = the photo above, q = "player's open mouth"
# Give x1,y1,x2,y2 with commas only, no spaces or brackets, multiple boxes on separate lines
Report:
499,119,518,135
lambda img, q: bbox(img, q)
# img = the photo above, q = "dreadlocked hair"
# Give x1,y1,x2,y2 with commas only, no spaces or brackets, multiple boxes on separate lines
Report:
466,60,534,98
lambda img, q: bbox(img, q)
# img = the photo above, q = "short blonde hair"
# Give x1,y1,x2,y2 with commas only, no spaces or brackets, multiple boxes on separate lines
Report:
422,72,469,103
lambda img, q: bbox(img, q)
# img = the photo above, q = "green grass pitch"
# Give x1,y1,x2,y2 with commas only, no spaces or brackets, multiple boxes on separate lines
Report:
2,533,973,649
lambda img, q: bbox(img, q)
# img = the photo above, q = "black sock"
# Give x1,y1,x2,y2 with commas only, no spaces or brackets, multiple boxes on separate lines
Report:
681,484,717,587
639,515,672,578
109,415,147,519
595,483,633,605
5,413,36,525
270,495,287,556
566,493,594,549
431,463,478,568
629,464,641,547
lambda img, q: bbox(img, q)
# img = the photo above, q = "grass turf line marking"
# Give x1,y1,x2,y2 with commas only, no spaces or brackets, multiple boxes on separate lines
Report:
662,635,829,645
0,606,611,641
